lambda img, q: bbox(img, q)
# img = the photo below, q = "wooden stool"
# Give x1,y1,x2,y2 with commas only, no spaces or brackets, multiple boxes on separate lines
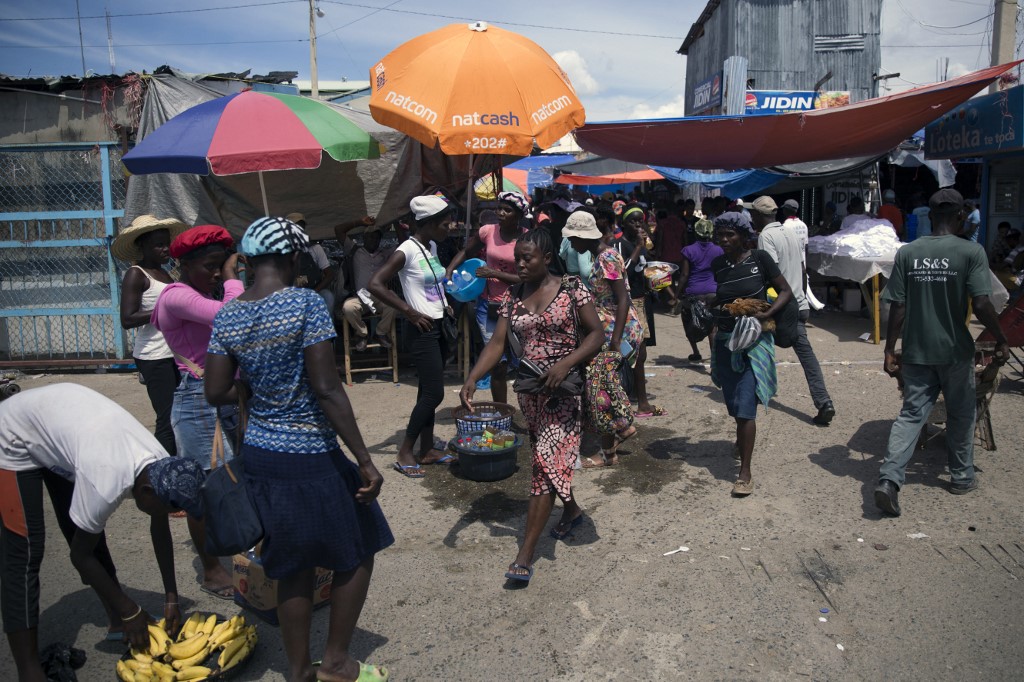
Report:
340,313,398,386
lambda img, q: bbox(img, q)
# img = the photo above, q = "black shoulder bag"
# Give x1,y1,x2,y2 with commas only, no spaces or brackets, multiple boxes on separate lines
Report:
507,282,585,396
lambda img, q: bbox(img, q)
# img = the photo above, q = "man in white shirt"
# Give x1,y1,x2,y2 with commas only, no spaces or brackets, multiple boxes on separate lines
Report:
839,195,869,231
0,384,205,680
752,196,836,426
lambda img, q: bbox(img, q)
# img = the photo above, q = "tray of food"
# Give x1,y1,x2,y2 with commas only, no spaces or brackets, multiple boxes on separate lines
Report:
115,612,256,681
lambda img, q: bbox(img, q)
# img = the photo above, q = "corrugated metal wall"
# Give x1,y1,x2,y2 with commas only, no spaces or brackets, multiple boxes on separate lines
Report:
684,0,881,114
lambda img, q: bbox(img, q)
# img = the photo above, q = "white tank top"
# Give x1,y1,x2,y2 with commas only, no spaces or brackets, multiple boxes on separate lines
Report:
132,266,173,360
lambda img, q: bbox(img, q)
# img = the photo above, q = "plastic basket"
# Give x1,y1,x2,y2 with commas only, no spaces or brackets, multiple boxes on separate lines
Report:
445,257,486,302
452,431,521,482
643,261,679,290
450,401,516,435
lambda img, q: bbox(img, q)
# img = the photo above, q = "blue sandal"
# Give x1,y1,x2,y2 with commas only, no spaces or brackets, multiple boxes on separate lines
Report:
550,514,585,540
504,563,534,583
392,462,425,478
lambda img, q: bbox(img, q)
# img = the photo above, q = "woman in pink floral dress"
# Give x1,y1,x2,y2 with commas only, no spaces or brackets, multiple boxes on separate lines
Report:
461,229,603,585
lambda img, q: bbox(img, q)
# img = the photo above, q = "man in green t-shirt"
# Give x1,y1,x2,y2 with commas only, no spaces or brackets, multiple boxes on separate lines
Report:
875,189,1009,517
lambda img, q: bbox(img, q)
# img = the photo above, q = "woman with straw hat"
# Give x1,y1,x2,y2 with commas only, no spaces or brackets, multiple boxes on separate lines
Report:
113,215,188,459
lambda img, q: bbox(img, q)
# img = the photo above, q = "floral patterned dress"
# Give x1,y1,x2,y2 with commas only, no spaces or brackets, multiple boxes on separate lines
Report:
586,248,643,368
501,277,592,500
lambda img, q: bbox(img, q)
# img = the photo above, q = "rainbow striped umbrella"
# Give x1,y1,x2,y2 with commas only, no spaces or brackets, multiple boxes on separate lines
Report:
123,90,380,214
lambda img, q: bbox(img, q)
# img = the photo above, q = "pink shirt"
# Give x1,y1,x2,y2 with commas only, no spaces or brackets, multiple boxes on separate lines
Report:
151,280,245,378
478,223,519,302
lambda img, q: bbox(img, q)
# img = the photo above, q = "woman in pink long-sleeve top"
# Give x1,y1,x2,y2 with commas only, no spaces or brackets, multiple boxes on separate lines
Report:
151,224,243,600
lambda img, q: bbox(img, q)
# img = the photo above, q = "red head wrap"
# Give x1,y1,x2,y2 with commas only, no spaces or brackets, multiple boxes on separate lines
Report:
169,225,234,259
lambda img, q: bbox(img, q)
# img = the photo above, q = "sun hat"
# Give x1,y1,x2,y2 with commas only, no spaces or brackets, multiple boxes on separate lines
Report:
146,457,206,519
714,211,754,235
169,225,234,260
111,215,188,263
241,216,309,257
694,218,714,238
561,211,602,240
410,195,452,222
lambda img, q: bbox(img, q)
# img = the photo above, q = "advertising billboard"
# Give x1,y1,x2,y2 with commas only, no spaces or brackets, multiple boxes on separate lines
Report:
692,72,723,115
744,90,851,116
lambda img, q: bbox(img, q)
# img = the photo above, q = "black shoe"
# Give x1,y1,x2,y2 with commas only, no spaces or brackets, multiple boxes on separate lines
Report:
874,480,901,516
949,479,978,495
812,400,836,426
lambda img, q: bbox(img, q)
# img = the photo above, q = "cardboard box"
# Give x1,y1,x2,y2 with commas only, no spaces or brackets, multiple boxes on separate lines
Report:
232,551,333,626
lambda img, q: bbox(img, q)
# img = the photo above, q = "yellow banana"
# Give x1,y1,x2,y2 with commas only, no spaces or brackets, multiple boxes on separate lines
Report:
115,660,133,682
168,632,208,660
131,649,153,664
181,613,201,640
124,659,151,673
208,620,230,640
221,640,252,671
199,613,217,636
175,665,212,680
171,647,210,671
218,634,247,667
156,617,166,630
210,625,241,648
152,660,176,677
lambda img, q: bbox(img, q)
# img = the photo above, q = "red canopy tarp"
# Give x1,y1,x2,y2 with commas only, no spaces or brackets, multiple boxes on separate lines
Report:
555,168,663,185
574,62,1020,170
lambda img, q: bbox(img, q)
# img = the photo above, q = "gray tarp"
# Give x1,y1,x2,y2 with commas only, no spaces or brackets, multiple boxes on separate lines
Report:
123,75,488,240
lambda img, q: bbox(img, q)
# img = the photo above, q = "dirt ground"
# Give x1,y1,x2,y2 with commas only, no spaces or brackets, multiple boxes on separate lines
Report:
3,309,1023,681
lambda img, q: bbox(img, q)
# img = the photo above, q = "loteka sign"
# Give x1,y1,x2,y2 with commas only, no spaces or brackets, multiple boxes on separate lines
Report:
692,72,723,115
926,84,1024,159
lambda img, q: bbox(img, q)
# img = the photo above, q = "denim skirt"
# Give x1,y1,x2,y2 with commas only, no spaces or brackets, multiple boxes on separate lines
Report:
170,373,236,470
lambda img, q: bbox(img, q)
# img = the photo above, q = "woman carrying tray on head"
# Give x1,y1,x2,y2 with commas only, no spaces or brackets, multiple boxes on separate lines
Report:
205,216,392,682
460,229,604,585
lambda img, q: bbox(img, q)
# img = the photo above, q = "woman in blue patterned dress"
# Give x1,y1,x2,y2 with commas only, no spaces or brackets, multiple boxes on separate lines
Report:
205,217,392,682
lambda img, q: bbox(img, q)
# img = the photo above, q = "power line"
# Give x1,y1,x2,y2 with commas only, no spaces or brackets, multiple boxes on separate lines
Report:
0,39,305,49
893,0,994,33
0,0,297,21
318,0,683,39
1,0,684,39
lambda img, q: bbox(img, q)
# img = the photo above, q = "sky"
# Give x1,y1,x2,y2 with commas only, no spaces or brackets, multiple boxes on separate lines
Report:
0,0,1015,123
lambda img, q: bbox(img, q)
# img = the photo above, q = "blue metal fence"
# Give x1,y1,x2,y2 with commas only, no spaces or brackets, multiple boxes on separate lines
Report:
0,142,127,365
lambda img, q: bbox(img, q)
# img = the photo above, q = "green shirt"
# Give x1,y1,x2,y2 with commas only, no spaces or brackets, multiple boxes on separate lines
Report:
882,235,991,364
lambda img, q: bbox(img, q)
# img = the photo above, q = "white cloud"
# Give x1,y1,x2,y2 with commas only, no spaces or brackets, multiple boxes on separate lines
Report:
630,94,686,119
553,50,600,95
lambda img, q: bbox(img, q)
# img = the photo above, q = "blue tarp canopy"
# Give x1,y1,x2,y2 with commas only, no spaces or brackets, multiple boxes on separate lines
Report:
653,167,785,197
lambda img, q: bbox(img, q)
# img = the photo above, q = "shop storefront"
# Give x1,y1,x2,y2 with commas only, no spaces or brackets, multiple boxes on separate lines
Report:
925,83,1024,248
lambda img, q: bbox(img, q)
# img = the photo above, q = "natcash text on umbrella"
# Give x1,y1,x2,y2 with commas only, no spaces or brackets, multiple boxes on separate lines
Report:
384,92,572,126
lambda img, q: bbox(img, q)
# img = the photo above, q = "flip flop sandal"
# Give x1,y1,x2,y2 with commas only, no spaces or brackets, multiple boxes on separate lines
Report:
732,478,754,496
504,563,534,583
200,584,236,600
313,660,390,682
392,462,425,478
550,514,585,540
614,426,637,448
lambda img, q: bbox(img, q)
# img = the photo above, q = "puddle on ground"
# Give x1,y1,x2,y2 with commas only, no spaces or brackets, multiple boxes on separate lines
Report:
422,416,723,515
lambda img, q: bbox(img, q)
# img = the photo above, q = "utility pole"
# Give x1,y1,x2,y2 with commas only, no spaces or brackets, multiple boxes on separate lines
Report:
990,0,1016,92
105,6,115,73
308,0,319,99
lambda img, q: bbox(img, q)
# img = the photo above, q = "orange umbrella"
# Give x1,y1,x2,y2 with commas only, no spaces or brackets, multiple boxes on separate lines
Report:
369,21,586,156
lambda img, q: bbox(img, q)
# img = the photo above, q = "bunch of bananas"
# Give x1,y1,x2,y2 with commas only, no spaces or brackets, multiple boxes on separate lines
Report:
115,612,257,682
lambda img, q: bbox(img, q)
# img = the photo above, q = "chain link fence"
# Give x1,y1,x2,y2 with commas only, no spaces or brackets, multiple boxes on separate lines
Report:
0,143,129,365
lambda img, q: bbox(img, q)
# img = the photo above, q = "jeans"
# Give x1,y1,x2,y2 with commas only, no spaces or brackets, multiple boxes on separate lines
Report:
135,356,180,456
880,360,976,488
171,373,235,470
0,468,118,632
794,309,831,408
405,321,445,441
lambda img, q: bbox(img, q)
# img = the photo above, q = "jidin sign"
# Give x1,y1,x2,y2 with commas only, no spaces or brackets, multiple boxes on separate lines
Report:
692,72,722,115
744,91,851,116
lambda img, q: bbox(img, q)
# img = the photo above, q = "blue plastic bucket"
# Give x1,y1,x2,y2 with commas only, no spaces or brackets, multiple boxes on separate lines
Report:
445,257,486,302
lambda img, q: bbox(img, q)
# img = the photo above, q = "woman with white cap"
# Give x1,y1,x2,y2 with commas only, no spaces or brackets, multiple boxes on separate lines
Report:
369,195,457,478
446,190,527,403
113,215,188,459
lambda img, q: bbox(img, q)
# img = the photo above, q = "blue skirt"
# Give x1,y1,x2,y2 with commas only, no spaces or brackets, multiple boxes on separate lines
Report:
243,444,394,580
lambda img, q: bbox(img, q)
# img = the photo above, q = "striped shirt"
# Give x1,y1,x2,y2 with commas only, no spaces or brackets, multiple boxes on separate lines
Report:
711,249,782,333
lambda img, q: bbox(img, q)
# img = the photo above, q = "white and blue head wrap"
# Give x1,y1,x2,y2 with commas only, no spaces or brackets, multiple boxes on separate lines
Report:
241,216,309,257
147,458,205,518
